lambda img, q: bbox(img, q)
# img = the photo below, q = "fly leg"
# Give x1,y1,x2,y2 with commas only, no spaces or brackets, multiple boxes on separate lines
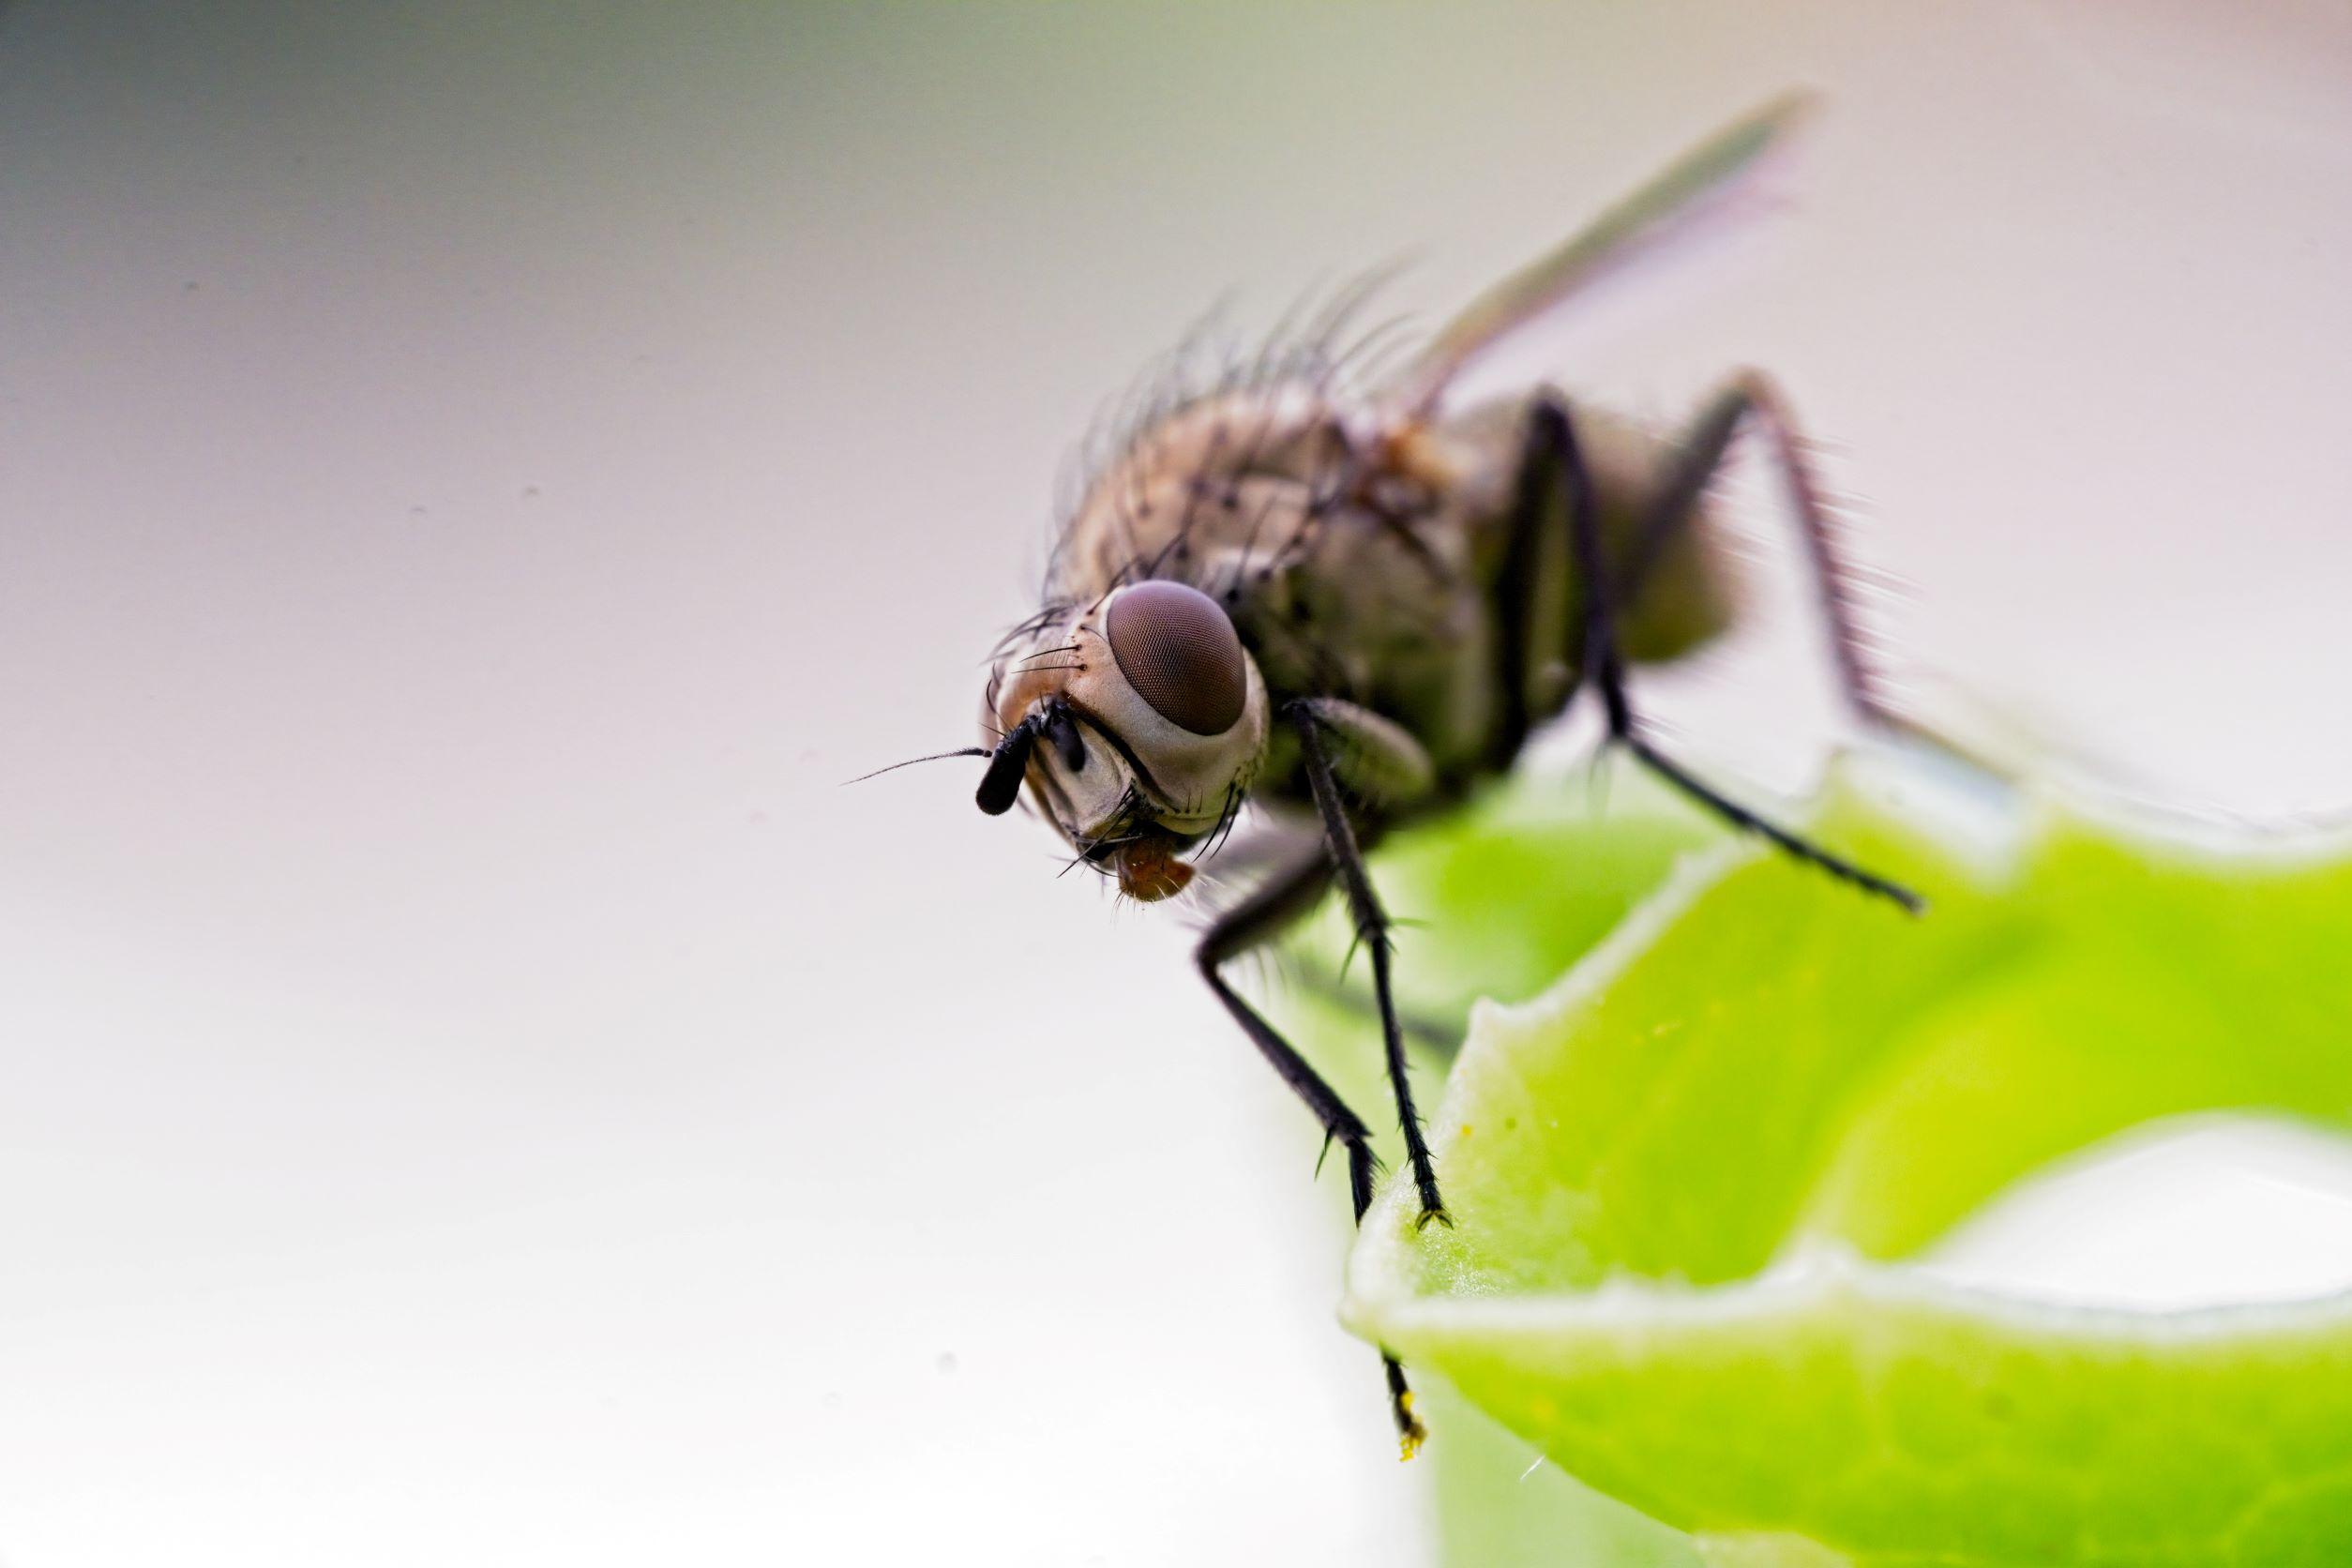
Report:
1197,851,1371,1211
1622,370,1904,732
1530,393,1924,912
1196,849,1428,1458
1285,700,1451,1231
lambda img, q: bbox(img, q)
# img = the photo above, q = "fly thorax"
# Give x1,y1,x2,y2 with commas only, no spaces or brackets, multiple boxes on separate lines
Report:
1055,387,1365,599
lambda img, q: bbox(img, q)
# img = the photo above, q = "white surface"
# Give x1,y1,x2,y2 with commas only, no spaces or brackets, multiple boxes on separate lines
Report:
2,4,2349,1565
1922,1117,2352,1311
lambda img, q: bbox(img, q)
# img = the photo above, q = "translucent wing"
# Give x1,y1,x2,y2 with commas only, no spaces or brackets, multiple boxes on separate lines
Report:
1388,92,1818,417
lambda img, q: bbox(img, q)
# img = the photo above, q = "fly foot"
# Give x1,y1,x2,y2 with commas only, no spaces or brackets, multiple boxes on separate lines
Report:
1411,1162,1452,1229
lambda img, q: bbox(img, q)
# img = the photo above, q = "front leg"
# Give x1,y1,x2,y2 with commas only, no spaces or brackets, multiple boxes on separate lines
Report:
1195,846,1427,1457
1286,698,1451,1229
1195,850,1378,1216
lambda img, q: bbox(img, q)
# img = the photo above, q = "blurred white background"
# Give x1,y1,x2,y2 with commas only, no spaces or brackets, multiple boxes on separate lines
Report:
2,4,2348,1565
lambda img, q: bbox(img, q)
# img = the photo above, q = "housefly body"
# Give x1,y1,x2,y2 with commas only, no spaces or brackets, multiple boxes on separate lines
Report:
927,95,1922,1456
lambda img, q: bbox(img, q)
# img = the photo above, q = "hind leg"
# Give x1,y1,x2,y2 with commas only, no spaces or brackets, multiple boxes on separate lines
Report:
1623,369,1906,732
1525,391,1923,912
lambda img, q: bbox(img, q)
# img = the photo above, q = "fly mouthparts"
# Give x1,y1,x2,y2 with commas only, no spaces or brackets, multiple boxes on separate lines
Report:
1115,837,1195,902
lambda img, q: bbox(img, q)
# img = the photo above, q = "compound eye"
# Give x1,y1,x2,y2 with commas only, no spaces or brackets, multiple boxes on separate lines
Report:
1105,580,1246,735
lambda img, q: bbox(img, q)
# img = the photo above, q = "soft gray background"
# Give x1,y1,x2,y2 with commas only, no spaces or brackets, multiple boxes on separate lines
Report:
3,4,2349,1565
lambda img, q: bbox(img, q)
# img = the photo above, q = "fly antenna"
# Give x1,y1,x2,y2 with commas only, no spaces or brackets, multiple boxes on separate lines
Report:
841,746,989,786
974,716,1041,815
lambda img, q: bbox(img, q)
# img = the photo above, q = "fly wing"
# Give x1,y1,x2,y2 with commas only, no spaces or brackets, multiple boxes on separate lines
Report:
1387,92,1817,417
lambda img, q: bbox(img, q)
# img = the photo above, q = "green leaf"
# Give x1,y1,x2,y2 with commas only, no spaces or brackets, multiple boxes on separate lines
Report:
1290,750,2352,1565
1286,765,1717,1048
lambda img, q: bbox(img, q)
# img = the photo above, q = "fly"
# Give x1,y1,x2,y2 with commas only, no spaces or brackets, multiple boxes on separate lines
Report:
902,94,1922,1457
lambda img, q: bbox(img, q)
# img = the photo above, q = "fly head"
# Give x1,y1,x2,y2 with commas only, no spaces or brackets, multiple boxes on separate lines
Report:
980,580,1267,900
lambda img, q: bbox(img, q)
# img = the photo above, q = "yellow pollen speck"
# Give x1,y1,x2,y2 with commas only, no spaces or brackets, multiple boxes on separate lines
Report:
1458,1123,1473,1138
1397,1393,1425,1461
